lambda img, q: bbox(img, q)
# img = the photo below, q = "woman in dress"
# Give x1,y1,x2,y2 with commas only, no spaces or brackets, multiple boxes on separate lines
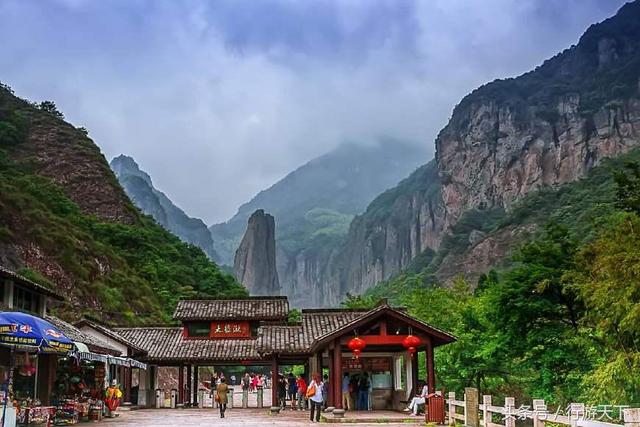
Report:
216,377,229,418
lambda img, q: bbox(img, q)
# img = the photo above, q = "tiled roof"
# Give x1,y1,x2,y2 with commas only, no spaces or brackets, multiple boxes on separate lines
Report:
45,316,121,356
173,297,289,321
115,304,456,362
0,265,63,301
115,327,260,362
75,319,146,354
256,325,308,355
255,310,369,356
302,310,368,341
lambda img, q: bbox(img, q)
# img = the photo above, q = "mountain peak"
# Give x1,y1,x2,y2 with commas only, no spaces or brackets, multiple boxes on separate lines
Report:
110,154,153,187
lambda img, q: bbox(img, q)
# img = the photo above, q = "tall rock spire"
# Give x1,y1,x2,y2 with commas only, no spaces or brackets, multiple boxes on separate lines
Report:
233,209,280,295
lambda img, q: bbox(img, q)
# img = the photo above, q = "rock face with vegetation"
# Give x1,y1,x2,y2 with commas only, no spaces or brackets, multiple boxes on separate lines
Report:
332,0,640,301
233,209,280,295
110,155,219,261
0,84,245,324
212,141,425,306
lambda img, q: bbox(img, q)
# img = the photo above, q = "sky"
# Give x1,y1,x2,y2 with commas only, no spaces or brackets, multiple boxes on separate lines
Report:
0,0,627,224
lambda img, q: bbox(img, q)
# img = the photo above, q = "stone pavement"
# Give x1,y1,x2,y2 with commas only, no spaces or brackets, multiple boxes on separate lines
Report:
103,408,424,426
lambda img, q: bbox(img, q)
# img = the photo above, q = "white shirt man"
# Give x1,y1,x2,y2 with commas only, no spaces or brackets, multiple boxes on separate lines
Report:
405,385,429,415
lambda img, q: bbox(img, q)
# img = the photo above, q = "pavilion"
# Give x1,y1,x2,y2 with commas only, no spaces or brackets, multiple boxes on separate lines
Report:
111,296,455,411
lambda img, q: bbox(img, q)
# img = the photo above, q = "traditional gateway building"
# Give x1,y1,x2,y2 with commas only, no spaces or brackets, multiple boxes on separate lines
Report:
113,296,455,411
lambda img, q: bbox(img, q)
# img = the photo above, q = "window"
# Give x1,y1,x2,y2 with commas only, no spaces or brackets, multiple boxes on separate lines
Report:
13,286,40,314
186,322,210,337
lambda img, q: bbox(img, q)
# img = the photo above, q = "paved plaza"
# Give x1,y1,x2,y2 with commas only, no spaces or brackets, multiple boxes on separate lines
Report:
103,408,423,426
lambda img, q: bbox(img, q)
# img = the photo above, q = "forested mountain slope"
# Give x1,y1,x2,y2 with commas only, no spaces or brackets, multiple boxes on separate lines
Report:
111,154,219,262
332,0,640,301
0,83,246,324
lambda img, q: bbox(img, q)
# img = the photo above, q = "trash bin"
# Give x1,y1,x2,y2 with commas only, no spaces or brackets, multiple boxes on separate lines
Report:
228,388,234,408
170,389,177,409
198,390,204,408
155,389,162,409
426,394,446,424
242,388,248,408
257,386,264,408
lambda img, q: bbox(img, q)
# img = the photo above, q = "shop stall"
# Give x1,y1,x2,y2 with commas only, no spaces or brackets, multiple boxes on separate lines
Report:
51,354,107,425
0,312,73,427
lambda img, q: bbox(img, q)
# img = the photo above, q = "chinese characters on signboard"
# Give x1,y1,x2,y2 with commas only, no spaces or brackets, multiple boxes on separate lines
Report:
342,357,391,372
210,321,250,338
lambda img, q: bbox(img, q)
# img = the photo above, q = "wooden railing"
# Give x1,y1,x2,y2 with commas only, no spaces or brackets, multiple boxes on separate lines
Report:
446,388,640,427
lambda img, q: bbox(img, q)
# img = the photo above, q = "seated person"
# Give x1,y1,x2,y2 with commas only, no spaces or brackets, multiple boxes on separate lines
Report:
404,383,429,415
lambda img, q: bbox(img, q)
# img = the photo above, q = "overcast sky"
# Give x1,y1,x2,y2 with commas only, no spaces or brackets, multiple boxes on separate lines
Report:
0,0,626,223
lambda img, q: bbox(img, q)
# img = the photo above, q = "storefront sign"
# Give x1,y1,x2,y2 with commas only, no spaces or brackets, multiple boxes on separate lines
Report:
211,321,250,338
342,357,391,372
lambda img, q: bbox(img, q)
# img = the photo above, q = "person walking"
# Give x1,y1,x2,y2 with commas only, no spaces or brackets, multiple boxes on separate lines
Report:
341,373,351,410
216,378,229,418
307,373,324,423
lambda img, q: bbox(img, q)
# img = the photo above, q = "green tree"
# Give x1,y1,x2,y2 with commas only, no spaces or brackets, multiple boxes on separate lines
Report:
572,212,640,404
38,100,64,119
483,224,591,402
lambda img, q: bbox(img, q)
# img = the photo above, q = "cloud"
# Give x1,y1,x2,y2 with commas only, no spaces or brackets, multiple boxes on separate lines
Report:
0,0,626,223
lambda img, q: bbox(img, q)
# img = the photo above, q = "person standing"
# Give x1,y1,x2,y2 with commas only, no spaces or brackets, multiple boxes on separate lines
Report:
321,374,329,409
278,374,287,409
341,373,351,410
307,373,324,423
296,374,307,410
357,373,370,410
242,373,250,408
216,378,229,418
287,373,297,410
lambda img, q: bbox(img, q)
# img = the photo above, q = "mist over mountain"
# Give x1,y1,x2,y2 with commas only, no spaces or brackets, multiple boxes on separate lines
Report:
210,140,427,266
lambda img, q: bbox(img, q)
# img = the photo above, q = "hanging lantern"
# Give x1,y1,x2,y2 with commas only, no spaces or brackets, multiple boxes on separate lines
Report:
402,335,421,357
347,336,366,359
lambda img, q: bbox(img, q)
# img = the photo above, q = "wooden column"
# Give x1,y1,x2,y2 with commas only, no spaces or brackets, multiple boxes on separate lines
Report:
178,365,185,404
271,356,279,407
271,354,280,407
411,352,419,394
327,349,334,407
186,365,192,405
426,339,435,393
333,340,343,409
193,366,199,405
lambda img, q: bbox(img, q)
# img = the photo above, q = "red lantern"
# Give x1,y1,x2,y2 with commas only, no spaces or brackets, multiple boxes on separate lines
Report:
347,336,366,359
402,335,421,357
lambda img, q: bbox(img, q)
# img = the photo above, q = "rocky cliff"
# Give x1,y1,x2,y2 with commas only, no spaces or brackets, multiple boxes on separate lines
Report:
234,209,280,295
212,140,425,306
0,84,244,323
111,155,219,261
329,0,640,302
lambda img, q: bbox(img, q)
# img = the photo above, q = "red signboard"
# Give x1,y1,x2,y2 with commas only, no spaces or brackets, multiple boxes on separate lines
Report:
210,321,251,338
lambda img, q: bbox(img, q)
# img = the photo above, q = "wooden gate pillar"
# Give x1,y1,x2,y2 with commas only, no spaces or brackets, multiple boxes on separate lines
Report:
193,366,199,405
426,338,436,393
333,340,343,410
178,364,185,404
271,356,279,409
186,365,192,405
